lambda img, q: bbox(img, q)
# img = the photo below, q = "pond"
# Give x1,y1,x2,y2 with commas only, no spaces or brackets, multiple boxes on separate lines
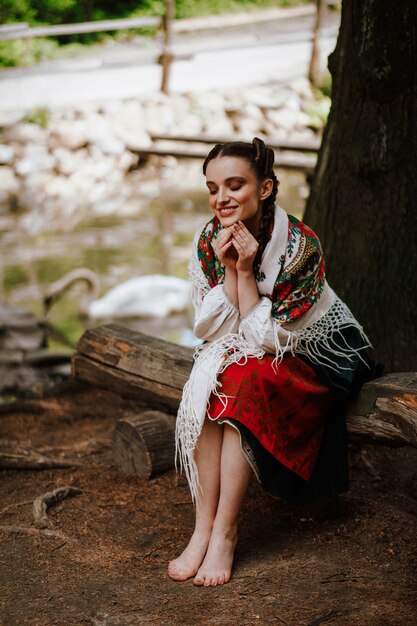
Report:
1,164,308,351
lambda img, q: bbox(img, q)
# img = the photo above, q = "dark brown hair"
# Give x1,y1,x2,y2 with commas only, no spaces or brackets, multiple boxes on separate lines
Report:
202,137,279,242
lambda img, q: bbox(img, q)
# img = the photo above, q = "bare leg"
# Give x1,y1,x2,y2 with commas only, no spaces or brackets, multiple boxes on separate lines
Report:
168,418,223,581
193,424,252,586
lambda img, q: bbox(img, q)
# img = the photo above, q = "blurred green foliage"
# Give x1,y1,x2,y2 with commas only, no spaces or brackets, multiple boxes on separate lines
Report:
0,0,308,66
22,106,51,127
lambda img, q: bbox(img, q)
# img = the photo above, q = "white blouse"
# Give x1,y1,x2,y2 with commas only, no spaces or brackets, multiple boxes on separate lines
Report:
193,284,280,353
193,278,336,355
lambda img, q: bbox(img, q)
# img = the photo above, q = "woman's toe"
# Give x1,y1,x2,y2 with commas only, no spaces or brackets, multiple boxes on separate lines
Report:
193,574,204,586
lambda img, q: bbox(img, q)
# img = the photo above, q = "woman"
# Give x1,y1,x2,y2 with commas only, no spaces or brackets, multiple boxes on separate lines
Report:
168,137,378,587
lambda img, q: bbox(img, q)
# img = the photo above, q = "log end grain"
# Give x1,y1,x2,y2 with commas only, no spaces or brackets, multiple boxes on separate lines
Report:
112,410,176,479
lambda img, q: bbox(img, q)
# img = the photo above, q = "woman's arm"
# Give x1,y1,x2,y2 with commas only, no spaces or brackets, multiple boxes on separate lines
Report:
193,284,240,341
191,230,240,342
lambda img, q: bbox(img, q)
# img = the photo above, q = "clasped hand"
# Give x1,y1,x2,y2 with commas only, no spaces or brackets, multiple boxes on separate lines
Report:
213,222,258,273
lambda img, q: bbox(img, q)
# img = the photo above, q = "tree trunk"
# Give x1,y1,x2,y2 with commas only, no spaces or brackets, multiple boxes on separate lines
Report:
303,1,417,372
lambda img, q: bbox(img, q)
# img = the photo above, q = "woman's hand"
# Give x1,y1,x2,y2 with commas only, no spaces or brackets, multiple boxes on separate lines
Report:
231,222,259,273
212,226,238,271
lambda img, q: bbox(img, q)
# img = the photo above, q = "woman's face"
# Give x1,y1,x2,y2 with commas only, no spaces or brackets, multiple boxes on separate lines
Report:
205,156,272,233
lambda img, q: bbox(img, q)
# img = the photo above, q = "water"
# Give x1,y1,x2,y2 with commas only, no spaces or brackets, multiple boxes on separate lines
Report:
1,166,308,350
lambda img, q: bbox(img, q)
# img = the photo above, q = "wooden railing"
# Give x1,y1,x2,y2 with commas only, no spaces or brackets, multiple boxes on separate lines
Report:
0,16,161,40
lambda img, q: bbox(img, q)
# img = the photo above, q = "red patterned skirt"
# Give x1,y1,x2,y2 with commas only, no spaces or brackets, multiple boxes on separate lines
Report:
208,354,334,483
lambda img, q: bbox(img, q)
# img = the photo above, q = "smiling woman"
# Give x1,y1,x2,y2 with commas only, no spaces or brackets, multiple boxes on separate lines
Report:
167,137,381,588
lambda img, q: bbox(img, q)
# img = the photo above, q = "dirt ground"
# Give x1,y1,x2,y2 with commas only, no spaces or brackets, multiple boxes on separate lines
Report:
0,380,416,626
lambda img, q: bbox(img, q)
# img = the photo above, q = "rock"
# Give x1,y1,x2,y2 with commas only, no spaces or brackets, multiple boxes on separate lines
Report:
49,121,88,150
109,100,145,135
115,126,152,151
266,108,300,132
175,113,203,136
142,102,176,134
285,94,302,113
0,166,20,207
15,146,56,176
53,148,80,176
71,157,115,182
290,77,315,101
93,135,125,156
3,123,48,144
235,117,264,138
246,87,291,111
0,166,19,190
118,150,139,172
43,175,76,201
0,110,25,128
206,117,235,136
0,145,15,165
295,111,314,129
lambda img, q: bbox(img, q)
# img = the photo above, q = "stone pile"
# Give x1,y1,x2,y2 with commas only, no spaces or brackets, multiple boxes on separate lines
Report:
0,79,329,233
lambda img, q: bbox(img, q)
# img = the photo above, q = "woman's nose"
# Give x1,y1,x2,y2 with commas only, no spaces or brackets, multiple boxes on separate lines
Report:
217,187,229,205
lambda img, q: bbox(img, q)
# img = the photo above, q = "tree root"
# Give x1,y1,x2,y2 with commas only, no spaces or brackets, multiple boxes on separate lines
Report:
33,485,82,529
0,440,81,470
39,438,111,456
0,498,33,517
0,438,109,469
0,525,72,541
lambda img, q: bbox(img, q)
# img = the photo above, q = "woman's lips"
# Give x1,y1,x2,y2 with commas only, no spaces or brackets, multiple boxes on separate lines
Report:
218,206,238,216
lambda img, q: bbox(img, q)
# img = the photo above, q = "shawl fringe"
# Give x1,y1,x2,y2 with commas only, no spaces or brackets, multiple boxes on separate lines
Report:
175,334,264,502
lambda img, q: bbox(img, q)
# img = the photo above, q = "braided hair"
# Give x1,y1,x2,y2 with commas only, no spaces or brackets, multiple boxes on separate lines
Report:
202,137,279,250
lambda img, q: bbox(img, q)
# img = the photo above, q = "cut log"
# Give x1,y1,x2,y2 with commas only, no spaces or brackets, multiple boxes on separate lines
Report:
348,373,417,447
72,325,417,452
112,411,175,479
72,324,193,411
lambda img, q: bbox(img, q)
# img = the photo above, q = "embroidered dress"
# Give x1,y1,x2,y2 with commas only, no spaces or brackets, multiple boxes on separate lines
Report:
176,205,379,503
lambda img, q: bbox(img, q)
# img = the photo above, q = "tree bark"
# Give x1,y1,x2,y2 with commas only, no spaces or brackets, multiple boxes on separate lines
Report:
303,0,417,371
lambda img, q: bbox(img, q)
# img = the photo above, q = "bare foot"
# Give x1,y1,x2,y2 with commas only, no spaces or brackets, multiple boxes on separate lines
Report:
168,529,211,581
193,528,237,587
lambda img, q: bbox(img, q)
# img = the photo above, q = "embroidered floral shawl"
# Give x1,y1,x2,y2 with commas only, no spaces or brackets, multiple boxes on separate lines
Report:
197,207,326,323
176,205,371,501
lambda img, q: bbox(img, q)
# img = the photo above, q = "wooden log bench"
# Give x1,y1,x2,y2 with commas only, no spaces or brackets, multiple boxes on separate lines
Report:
72,324,417,478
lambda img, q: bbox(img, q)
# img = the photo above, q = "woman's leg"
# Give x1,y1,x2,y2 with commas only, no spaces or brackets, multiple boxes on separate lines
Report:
193,423,252,586
168,418,223,581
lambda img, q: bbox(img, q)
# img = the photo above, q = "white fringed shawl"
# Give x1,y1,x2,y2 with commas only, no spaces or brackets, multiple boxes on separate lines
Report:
176,206,371,501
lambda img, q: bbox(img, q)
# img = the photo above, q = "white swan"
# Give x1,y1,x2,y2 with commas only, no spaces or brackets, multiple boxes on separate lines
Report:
43,269,192,319
88,274,192,319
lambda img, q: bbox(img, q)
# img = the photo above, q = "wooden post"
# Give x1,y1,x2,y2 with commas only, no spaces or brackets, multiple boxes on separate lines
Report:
308,0,327,87
161,0,175,94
